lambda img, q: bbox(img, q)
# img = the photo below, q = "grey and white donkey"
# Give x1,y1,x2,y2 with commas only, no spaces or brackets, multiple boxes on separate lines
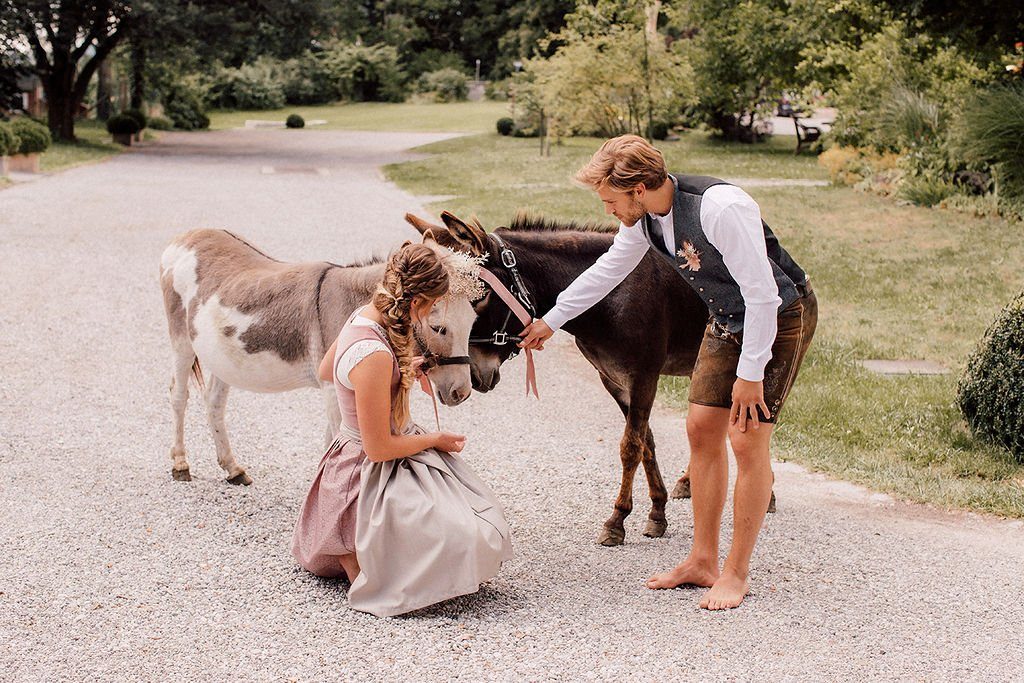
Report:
159,228,475,485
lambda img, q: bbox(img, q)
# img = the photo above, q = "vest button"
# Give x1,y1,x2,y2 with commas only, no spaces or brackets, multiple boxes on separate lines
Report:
699,287,704,292
719,308,724,313
708,298,714,303
689,277,694,281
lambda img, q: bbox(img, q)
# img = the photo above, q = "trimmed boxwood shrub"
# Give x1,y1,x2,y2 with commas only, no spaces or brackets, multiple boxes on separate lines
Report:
107,114,141,135
148,116,174,131
164,82,210,131
285,114,305,129
123,108,148,131
957,291,1024,462
10,117,51,154
496,117,514,136
0,120,20,156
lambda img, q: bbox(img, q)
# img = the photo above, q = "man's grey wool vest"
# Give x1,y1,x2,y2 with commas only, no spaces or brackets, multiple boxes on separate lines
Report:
641,174,807,333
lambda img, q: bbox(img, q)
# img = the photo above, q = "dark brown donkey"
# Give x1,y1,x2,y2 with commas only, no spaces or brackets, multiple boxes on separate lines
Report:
406,211,776,546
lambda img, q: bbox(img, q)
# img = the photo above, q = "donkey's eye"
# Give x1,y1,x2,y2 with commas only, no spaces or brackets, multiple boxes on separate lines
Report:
430,325,447,335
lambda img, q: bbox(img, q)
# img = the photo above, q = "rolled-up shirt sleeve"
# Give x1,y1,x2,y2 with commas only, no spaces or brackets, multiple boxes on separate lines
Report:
701,188,782,382
541,221,650,332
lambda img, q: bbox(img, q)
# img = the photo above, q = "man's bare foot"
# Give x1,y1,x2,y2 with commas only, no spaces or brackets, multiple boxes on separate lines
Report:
646,558,719,590
339,554,360,583
699,570,749,610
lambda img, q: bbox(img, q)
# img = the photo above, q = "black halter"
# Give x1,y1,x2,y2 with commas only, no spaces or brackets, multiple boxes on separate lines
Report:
412,323,471,372
469,233,536,350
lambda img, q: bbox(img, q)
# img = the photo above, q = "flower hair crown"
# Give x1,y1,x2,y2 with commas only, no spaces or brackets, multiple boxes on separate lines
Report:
440,247,487,302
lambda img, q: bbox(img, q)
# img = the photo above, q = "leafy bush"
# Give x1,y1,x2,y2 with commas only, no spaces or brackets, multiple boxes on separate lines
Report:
319,41,406,103
818,21,988,152
416,68,469,102
496,117,514,136
0,121,20,156
818,145,900,192
958,292,1024,463
526,18,695,138
279,54,334,105
286,114,305,129
898,175,955,206
148,116,174,131
956,83,1024,218
10,117,51,154
123,108,148,131
106,114,141,135
165,82,210,130
485,78,510,101
208,59,287,110
650,121,670,140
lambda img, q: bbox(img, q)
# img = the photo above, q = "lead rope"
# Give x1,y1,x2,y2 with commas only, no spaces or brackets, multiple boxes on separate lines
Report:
477,267,539,398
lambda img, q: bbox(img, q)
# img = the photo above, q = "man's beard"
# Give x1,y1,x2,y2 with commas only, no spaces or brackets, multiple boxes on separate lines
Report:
621,197,646,226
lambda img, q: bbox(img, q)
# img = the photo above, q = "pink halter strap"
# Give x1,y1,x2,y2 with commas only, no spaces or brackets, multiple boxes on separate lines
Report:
477,267,539,399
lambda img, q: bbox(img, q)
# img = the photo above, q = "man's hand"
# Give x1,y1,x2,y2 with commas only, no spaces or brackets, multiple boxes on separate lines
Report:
730,378,771,432
519,319,554,350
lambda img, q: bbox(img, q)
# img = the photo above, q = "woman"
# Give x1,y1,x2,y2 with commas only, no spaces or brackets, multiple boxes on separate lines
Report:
292,241,512,617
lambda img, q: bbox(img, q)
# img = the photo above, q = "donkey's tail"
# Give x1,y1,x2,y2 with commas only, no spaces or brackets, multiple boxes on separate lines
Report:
190,356,206,393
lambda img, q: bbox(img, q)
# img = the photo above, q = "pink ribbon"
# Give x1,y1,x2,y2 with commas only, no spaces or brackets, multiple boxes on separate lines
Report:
477,267,540,399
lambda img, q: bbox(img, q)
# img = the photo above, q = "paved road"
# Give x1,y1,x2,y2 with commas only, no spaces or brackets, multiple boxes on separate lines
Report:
2,129,1023,681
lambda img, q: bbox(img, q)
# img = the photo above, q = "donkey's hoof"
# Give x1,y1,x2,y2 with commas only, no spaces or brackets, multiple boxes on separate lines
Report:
671,478,691,499
597,526,625,547
171,468,192,482
767,491,777,514
643,519,668,538
227,471,253,486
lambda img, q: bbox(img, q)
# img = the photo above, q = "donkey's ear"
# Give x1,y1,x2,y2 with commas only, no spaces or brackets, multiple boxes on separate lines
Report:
405,213,461,250
440,211,489,255
421,228,437,246
404,212,443,235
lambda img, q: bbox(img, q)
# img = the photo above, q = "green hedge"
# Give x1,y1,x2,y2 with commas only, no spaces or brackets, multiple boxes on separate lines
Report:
958,292,1024,463
107,114,141,135
0,120,20,156
10,118,51,154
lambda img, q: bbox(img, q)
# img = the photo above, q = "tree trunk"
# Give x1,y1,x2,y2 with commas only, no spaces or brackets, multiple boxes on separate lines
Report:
97,58,113,121
130,41,146,110
45,65,78,142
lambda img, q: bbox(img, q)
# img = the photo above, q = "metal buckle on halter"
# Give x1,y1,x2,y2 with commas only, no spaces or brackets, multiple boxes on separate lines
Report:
500,248,517,268
492,331,508,345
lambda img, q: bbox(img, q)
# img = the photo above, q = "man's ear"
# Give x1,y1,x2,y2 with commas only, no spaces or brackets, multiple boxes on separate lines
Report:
439,211,490,255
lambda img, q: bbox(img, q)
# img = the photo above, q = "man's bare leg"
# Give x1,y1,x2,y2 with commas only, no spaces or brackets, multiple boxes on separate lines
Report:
647,404,730,589
339,554,360,583
700,423,774,610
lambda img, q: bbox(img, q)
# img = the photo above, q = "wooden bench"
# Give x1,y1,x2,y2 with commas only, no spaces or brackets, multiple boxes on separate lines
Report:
792,115,821,154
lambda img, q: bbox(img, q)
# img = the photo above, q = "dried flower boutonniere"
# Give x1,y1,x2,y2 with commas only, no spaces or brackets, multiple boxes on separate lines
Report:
677,241,701,272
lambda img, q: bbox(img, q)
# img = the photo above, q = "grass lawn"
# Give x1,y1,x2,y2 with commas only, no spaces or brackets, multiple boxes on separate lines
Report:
386,131,1024,517
39,119,123,173
207,100,509,133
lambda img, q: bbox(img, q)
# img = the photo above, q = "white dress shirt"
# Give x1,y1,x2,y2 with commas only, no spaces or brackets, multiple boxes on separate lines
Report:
542,184,782,382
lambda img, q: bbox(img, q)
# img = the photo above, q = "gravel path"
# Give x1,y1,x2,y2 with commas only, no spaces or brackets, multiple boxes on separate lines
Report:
2,129,1023,682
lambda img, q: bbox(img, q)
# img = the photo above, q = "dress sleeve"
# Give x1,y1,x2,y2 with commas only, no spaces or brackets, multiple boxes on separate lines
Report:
335,339,392,389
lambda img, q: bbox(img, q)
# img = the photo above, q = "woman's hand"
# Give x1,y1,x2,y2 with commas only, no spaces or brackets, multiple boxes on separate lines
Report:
432,431,467,453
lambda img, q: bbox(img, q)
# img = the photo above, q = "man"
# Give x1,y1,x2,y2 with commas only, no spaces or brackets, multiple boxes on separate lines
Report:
520,135,817,610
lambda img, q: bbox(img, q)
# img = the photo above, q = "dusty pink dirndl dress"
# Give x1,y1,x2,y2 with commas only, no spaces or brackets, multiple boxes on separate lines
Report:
291,309,513,616
290,311,397,577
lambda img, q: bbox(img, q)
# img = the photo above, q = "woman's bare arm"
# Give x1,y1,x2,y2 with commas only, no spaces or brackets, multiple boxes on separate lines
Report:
349,353,443,461
318,338,339,383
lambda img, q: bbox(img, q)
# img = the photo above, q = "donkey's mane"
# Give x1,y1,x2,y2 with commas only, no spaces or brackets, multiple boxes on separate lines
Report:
505,211,617,234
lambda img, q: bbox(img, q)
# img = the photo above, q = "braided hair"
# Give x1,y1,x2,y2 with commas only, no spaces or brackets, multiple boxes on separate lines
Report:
372,242,450,429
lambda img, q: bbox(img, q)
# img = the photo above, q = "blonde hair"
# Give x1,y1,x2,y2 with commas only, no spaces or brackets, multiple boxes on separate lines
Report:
372,242,450,430
574,134,668,193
